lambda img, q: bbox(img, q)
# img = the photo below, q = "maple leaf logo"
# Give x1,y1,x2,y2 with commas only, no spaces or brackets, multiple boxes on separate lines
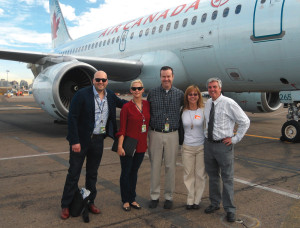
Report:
211,0,230,7
51,12,60,40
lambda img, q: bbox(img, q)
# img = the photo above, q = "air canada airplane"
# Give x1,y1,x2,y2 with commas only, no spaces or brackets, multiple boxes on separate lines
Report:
0,0,300,142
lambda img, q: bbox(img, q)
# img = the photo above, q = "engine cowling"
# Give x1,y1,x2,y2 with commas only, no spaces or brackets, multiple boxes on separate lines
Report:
32,60,97,120
223,92,281,113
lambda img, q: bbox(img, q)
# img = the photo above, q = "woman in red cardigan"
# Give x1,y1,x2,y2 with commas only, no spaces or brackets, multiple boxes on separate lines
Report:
115,79,150,211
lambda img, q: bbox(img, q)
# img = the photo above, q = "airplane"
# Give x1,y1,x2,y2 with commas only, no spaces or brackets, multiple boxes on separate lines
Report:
0,0,299,142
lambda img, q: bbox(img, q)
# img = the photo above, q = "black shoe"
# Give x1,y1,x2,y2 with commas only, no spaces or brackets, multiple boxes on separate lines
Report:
122,203,131,212
192,204,200,210
204,205,220,214
148,200,159,208
163,200,173,209
130,202,141,210
227,212,235,222
186,205,193,210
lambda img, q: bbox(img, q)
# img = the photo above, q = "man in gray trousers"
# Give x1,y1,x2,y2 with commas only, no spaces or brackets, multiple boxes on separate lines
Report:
203,78,250,222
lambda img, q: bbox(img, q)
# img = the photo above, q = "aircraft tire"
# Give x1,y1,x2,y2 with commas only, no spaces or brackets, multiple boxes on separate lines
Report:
281,120,300,143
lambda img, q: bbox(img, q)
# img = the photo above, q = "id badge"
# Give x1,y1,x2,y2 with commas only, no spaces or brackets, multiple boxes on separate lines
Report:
164,123,169,132
141,124,146,133
100,126,106,134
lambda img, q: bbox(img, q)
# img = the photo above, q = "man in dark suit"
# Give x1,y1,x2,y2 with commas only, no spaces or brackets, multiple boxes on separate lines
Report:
61,70,127,219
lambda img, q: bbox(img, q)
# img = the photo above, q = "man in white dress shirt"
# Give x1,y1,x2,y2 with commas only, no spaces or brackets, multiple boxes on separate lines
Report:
203,78,250,222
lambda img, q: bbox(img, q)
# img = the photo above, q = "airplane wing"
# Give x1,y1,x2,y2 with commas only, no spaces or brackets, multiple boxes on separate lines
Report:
0,49,143,81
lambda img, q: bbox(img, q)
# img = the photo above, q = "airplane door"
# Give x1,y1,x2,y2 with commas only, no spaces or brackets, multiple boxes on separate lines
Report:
119,30,129,52
253,0,285,40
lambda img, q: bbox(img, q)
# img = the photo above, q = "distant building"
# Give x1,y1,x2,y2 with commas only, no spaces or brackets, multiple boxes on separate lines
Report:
20,80,29,90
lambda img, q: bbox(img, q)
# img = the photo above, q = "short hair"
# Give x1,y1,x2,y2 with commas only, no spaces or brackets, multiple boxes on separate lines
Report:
130,79,144,88
183,85,204,110
160,66,173,75
206,77,222,88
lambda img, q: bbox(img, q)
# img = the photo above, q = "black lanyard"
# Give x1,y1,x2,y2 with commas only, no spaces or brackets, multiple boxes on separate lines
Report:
132,100,145,123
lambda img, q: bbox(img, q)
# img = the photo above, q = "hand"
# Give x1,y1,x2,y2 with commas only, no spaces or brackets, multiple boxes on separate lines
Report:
72,143,81,153
223,137,232,146
117,147,126,156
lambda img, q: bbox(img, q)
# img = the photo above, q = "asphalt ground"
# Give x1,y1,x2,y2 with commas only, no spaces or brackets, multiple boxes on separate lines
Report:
0,95,299,228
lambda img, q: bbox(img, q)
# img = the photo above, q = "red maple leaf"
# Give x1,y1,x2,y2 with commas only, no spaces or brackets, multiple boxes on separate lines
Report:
51,12,60,39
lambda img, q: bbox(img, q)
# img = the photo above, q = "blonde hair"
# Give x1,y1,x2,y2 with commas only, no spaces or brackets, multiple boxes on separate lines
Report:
130,79,144,88
183,85,204,110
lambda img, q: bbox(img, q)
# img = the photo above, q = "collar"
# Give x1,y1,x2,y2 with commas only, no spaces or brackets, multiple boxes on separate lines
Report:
212,94,223,105
93,86,106,98
160,85,173,93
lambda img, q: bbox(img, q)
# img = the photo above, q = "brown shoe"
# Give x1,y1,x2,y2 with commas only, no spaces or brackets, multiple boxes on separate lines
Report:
61,208,69,219
89,204,101,214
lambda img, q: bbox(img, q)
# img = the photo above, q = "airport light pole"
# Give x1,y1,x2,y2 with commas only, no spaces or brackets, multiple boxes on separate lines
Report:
6,70,9,88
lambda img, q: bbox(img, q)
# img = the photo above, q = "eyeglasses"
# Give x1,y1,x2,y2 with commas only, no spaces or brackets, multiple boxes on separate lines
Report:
131,87,143,91
188,93,198,97
94,78,107,82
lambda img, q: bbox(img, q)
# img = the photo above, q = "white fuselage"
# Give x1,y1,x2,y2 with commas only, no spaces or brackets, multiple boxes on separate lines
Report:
54,0,300,92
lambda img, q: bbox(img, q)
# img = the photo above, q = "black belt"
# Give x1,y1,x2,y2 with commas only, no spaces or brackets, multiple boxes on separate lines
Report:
91,134,105,138
151,127,178,133
207,139,223,143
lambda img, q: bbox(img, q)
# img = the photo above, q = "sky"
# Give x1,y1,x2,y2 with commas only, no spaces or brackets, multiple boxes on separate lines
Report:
0,0,197,84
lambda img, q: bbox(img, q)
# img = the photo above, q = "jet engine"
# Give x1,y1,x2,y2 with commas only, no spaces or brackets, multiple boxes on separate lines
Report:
223,92,281,113
32,60,97,120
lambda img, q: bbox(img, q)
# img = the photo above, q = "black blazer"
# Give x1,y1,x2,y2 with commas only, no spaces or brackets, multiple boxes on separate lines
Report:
66,86,127,147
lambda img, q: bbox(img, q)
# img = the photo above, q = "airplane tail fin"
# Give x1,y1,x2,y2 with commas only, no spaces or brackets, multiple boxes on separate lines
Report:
49,0,72,49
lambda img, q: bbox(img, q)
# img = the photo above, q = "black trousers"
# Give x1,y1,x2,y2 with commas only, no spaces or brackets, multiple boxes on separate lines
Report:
61,135,104,208
119,152,145,203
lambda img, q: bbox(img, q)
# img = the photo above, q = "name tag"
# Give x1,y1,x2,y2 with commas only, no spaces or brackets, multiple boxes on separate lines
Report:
141,124,146,133
164,123,170,132
100,127,106,134
195,115,201,120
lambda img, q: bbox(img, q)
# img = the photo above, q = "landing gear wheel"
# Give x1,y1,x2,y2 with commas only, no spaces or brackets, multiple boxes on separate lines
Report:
281,120,300,142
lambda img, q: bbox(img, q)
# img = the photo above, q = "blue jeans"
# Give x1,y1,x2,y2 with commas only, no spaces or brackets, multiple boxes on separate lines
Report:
61,135,104,208
120,152,145,203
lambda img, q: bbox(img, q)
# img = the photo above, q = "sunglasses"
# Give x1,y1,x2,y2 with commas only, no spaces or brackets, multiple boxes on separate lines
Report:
131,87,143,91
188,93,198,97
94,78,107,82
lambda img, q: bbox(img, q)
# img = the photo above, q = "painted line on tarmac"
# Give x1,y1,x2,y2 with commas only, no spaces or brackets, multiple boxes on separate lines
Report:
0,105,41,110
235,177,300,200
245,134,280,140
0,151,69,161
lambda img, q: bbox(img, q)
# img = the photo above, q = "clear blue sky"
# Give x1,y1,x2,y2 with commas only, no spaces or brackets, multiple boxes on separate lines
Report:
0,0,197,84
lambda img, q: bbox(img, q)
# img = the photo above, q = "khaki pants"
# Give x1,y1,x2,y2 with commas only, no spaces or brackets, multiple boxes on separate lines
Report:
182,144,207,205
148,130,179,201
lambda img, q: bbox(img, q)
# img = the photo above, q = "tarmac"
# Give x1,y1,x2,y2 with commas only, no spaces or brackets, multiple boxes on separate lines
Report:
0,95,300,228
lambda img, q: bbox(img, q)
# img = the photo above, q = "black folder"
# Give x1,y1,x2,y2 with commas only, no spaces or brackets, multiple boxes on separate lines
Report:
112,136,138,157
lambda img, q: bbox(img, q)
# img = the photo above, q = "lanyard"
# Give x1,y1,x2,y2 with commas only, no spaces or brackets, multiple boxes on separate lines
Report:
132,100,145,124
94,95,105,123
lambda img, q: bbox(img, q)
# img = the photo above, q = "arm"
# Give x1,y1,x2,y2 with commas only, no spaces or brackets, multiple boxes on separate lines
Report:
228,102,250,144
115,104,129,155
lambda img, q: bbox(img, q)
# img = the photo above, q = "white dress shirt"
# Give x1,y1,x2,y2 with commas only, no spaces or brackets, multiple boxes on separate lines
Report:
204,94,250,144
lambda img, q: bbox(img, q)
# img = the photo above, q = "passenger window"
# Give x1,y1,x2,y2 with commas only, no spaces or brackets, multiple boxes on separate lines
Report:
112,37,115,44
235,5,242,14
107,39,110,45
145,28,149,36
182,18,188,27
139,30,143,37
85,45,88,51
88,44,91,50
191,16,197,25
261,0,266,3
130,32,134,39
103,40,106,46
95,42,98,48
159,25,163,33
174,20,179,29
166,23,171,31
223,7,229,17
212,10,218,20
152,26,156,35
91,43,95,49
116,36,120,43
99,41,102,47
201,13,207,23
81,46,84,52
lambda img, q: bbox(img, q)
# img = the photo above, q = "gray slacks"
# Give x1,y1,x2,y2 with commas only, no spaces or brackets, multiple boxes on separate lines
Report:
148,130,179,201
204,139,236,213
